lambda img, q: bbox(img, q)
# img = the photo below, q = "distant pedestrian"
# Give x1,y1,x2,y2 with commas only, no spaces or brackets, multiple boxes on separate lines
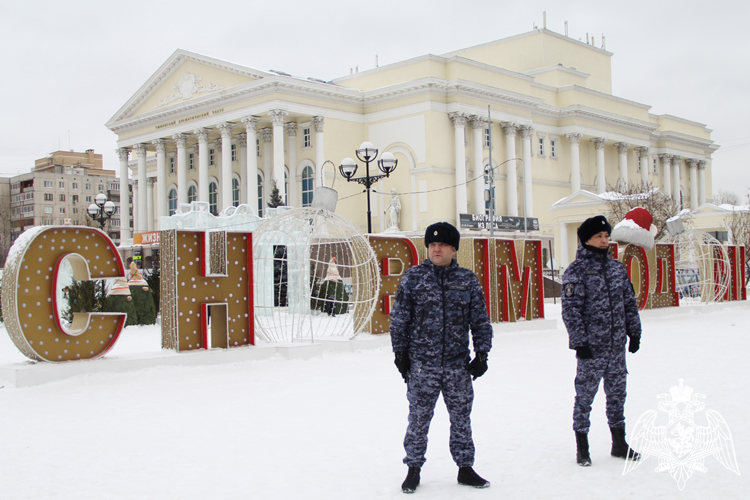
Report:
562,215,642,467
390,222,493,493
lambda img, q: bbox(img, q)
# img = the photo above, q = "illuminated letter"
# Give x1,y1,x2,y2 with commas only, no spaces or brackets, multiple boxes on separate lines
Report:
160,230,253,351
368,236,418,334
1,226,126,362
494,239,545,322
620,244,650,310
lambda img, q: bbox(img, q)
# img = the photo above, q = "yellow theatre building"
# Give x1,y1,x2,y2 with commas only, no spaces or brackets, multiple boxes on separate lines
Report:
107,28,718,270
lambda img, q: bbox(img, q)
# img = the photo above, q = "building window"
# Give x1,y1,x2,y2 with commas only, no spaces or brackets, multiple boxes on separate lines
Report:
232,178,240,207
59,181,65,188
302,166,314,206
44,180,53,188
110,182,119,191
231,143,237,162
189,153,195,170
72,195,79,203
72,182,78,190
169,156,175,174
111,219,120,228
73,207,78,215
484,127,491,147
257,174,263,217
86,195,92,203
653,158,658,175
44,193,53,201
85,183,91,190
209,148,215,166
209,182,218,215
60,207,66,214
59,194,65,202
302,127,311,148
188,185,197,203
550,139,557,158
168,189,177,216
538,137,545,156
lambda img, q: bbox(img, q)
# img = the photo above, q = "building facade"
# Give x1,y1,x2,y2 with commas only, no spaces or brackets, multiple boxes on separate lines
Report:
7,149,130,245
107,29,717,266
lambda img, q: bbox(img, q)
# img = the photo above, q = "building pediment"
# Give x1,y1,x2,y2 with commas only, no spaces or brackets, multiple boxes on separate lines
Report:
106,49,270,127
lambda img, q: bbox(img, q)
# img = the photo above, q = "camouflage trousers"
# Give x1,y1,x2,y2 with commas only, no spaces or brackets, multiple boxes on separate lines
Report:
403,364,475,467
573,347,627,433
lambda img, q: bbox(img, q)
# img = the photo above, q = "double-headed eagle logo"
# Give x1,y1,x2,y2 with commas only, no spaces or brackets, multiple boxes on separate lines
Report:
623,379,740,489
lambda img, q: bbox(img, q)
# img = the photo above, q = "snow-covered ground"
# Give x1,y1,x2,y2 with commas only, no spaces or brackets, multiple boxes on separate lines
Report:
0,302,748,499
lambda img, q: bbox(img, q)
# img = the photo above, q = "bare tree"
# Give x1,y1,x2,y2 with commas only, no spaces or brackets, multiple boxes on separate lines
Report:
0,201,11,268
723,202,750,268
604,181,691,241
714,189,741,206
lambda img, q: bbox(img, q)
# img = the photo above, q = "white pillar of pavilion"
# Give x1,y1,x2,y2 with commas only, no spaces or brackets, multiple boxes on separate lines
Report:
269,110,287,197
132,178,139,233
194,128,210,204
660,154,672,198
117,148,130,243
242,116,261,213
237,133,247,205
218,122,234,211
313,116,325,188
698,160,707,206
672,156,682,204
153,139,167,222
449,112,468,223
687,158,699,210
636,147,650,188
134,143,148,231
285,121,298,207
591,138,607,193
173,133,188,204
503,122,519,216
261,128,273,209
615,142,629,189
147,178,155,231
520,125,534,217
469,116,486,215
566,133,582,193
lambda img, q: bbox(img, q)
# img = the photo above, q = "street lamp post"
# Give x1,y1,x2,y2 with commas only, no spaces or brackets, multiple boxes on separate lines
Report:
88,192,116,231
339,142,398,233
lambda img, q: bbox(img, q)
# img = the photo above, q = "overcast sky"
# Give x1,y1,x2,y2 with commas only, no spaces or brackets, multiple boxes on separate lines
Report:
1,0,747,200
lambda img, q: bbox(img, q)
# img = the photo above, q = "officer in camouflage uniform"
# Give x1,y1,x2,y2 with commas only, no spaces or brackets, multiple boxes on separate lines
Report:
390,222,493,493
561,215,642,467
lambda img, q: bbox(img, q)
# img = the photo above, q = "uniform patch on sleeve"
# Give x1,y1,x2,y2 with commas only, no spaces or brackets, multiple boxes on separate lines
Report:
565,284,575,297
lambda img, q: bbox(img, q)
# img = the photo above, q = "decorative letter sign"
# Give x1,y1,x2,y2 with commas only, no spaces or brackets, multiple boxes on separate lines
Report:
1,226,127,362
160,230,253,351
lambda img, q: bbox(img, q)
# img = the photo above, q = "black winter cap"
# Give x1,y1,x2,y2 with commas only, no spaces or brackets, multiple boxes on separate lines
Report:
577,215,612,244
425,222,460,250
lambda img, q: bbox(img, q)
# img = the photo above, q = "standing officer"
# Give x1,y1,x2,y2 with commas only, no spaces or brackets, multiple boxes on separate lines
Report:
390,222,493,493
562,215,642,467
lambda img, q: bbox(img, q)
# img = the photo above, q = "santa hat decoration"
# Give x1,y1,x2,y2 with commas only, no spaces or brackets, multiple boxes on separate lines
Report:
610,207,658,250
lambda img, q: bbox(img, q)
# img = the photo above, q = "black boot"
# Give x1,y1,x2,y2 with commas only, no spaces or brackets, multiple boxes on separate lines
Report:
402,467,420,494
457,466,490,488
610,426,641,460
575,432,591,467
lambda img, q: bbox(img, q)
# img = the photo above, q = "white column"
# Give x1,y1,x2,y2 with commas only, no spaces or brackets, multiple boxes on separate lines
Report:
698,160,707,206
560,222,569,268
636,147,650,188
503,122,519,216
566,133,582,193
135,143,148,232
313,116,325,188
660,154,672,198
173,133,188,204
147,178,155,231
285,121,298,207
269,110,287,199
153,139,167,223
261,128,273,207
614,142,629,189
449,112,468,223
237,133,247,204
194,128,210,203
132,178,139,233
591,138,607,193
242,116,261,213
117,148,130,243
469,116,486,215
218,122,234,211
687,158,699,210
520,125,534,217
672,156,682,204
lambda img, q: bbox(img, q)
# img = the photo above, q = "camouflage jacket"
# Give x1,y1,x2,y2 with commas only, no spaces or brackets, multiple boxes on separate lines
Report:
562,243,642,350
390,258,492,368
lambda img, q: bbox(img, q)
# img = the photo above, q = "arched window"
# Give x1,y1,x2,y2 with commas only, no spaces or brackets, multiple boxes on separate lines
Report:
187,185,197,203
209,181,218,215
168,188,177,216
232,177,240,207
257,173,263,217
302,166,314,206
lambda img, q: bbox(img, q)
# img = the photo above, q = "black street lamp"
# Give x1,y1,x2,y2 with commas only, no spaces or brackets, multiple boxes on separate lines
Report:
87,192,115,230
339,141,398,233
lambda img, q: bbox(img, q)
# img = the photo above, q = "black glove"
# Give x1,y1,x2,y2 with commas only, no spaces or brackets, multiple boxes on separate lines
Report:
394,351,410,383
576,345,594,359
628,336,640,354
467,351,488,380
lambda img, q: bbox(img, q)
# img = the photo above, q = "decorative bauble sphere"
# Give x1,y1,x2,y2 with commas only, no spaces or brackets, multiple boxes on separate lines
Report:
660,229,730,304
252,207,380,342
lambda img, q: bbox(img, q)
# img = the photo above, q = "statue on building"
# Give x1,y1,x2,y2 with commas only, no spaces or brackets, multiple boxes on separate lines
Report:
384,189,401,230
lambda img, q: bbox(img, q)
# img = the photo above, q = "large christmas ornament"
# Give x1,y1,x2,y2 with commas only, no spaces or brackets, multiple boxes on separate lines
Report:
660,229,730,303
252,207,380,342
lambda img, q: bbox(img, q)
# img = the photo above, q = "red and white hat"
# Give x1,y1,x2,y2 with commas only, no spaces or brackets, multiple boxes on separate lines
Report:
610,207,658,250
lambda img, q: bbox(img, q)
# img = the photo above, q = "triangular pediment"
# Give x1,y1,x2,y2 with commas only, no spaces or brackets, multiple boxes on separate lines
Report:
107,49,271,126
550,189,605,208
